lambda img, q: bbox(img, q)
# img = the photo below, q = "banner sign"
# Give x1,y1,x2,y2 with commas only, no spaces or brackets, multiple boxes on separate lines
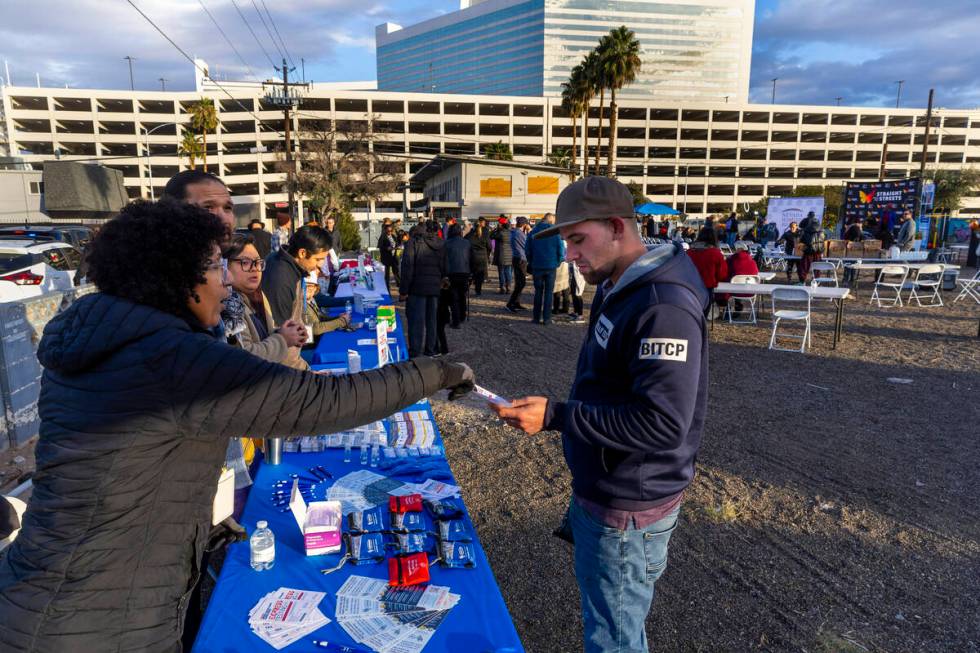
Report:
843,178,920,231
766,196,825,236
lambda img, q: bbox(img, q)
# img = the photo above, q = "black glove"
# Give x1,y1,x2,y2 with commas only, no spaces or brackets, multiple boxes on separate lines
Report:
440,361,475,401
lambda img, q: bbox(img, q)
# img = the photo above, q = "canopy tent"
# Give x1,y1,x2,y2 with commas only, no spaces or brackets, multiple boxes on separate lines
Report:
635,202,680,216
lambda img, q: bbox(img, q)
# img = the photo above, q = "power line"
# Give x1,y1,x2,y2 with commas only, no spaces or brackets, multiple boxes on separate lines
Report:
228,0,277,70
258,0,295,69
249,0,287,66
124,0,285,137
197,0,259,81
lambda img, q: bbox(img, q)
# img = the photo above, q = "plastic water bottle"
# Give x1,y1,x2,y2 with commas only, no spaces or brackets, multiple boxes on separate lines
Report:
343,433,352,463
345,300,353,321
250,520,275,571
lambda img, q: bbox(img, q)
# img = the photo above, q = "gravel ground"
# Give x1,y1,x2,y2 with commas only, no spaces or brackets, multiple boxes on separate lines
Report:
429,267,980,653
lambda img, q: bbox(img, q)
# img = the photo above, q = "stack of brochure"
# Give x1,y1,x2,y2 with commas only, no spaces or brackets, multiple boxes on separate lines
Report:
248,587,330,649
335,576,460,653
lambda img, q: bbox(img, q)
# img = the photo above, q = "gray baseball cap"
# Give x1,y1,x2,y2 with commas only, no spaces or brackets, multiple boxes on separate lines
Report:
534,176,635,239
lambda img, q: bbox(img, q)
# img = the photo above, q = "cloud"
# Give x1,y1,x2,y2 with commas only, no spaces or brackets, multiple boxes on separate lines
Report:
751,0,980,108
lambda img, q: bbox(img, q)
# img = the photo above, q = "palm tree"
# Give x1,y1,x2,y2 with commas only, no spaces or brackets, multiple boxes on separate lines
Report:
580,50,601,175
179,130,203,170
561,64,589,178
189,97,218,172
546,147,572,170
602,26,642,177
484,140,513,161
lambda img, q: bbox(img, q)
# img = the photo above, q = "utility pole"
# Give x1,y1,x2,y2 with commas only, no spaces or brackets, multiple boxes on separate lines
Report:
835,96,842,106
879,141,888,181
301,57,305,82
158,77,167,91
915,88,935,222
124,56,136,90
770,78,778,104
264,58,309,234
894,80,905,108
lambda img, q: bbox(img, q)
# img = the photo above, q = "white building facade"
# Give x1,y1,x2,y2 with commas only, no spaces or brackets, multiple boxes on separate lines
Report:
377,0,754,103
2,71,979,225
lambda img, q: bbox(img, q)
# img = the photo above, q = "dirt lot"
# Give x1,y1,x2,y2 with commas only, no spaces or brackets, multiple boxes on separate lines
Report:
430,270,980,653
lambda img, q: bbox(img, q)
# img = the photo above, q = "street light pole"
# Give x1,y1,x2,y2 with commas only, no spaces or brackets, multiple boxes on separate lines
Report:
124,56,136,91
835,96,843,106
771,78,778,104
159,77,167,91
141,121,183,200
895,80,905,108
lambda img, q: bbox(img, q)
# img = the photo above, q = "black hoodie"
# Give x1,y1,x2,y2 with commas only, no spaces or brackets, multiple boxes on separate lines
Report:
400,231,446,296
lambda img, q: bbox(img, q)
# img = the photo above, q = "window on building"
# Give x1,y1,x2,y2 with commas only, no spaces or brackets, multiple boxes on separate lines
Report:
802,113,829,125
711,129,739,141
372,100,403,113
707,185,734,196
858,133,883,144
445,143,476,155
769,149,796,160
482,103,510,116
647,165,676,176
831,114,857,125
650,109,678,121
855,151,880,161
710,148,738,160
680,128,708,141
615,165,644,177
480,123,509,136
773,112,799,124
679,147,707,159
739,148,766,159
860,114,885,126
617,126,645,139
335,99,368,113
617,146,644,158
743,111,770,123
29,181,44,194
888,115,913,127
827,150,854,161
648,147,676,159
737,185,763,195
618,107,645,121
738,166,765,177
944,117,969,129
408,101,440,114
712,111,740,123
741,130,768,142
682,109,710,122
444,122,475,135
768,167,794,177
514,124,543,137
409,142,441,154
646,184,674,195
444,102,475,115
552,125,573,138
709,166,736,176
513,104,543,117
408,122,440,135
800,131,826,143
649,128,677,139
771,131,797,143
799,150,825,161
514,144,543,157
797,168,824,179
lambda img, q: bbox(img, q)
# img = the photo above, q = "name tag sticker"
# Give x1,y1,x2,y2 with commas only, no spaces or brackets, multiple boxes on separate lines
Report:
639,338,688,362
594,314,614,349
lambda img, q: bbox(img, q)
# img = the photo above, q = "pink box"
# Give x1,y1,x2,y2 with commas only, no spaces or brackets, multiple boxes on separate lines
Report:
287,480,342,556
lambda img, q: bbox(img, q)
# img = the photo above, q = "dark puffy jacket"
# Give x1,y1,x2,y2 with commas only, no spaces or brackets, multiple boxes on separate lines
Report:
526,222,565,272
493,227,513,267
444,236,472,276
800,217,825,255
466,229,491,275
400,232,445,296
0,293,446,652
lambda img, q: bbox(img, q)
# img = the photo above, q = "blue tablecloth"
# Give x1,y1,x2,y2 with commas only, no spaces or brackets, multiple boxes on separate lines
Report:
193,285,524,653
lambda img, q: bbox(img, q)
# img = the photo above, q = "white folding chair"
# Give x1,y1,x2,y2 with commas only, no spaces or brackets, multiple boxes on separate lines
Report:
870,265,909,307
953,268,980,304
809,261,839,291
719,244,733,256
723,274,760,324
903,264,944,307
769,287,811,353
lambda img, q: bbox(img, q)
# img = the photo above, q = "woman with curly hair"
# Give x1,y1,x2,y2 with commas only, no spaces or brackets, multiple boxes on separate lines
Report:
0,200,474,652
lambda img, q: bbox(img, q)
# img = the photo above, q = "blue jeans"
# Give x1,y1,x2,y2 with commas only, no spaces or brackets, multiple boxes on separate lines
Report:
532,268,556,323
498,264,513,290
569,497,680,653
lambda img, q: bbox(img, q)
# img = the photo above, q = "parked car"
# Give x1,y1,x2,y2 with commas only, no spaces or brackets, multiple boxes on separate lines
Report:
0,225,94,250
0,239,82,303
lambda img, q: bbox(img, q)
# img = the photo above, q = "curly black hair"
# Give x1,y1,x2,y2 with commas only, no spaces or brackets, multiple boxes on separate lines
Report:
87,199,228,317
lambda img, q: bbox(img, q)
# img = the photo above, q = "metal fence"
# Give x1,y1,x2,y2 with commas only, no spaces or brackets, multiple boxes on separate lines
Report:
0,286,96,450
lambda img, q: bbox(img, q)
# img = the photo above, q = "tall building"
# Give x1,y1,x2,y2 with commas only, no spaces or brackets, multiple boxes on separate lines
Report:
376,0,754,102
2,60,978,226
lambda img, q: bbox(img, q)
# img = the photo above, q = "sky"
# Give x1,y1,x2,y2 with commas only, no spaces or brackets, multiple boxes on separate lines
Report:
1,0,979,109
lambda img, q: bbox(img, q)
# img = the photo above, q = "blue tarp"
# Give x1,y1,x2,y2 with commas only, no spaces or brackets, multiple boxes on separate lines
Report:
634,202,680,216
193,275,524,653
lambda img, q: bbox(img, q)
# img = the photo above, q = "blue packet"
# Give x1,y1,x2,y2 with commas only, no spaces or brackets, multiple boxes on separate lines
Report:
438,540,477,569
424,497,464,520
348,505,386,533
437,519,472,542
348,533,386,565
393,532,431,555
391,510,425,533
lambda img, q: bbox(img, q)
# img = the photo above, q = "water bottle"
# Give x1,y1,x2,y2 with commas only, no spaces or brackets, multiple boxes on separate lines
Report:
250,520,275,571
343,433,352,463
344,300,353,321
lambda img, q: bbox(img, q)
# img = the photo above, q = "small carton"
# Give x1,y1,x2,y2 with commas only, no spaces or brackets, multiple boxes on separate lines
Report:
288,480,342,556
376,305,396,332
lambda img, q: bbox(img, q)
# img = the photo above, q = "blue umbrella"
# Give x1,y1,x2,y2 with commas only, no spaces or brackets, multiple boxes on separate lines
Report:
634,202,680,216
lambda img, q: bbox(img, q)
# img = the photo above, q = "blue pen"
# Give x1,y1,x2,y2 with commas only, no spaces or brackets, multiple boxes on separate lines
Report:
311,640,373,653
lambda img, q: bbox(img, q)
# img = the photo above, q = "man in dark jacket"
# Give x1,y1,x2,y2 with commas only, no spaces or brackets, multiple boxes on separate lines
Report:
493,176,708,653
262,226,333,325
248,219,273,258
506,217,531,312
400,223,446,357
777,221,802,282
443,224,472,327
799,211,825,283
378,222,400,291
896,210,915,252
492,217,513,293
526,213,566,325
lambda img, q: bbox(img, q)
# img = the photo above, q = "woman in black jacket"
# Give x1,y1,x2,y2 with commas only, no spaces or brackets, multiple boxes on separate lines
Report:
466,219,492,296
0,200,473,653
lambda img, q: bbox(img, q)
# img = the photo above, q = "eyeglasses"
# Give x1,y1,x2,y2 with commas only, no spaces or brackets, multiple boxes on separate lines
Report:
228,257,266,272
205,258,227,274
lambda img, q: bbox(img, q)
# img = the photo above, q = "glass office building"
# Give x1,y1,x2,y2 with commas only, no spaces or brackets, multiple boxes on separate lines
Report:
376,0,754,102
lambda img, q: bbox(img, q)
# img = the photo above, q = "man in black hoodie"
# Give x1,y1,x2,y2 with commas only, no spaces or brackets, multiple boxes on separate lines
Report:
493,176,709,653
400,222,446,357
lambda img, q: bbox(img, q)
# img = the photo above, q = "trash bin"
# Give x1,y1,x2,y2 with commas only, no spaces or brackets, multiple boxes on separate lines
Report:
942,268,959,291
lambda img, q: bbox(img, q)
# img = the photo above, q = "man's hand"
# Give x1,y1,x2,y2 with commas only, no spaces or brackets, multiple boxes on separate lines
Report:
334,314,351,330
277,319,307,348
491,396,548,435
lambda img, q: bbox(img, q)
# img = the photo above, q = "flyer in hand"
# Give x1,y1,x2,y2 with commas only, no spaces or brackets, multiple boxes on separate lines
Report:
335,576,460,653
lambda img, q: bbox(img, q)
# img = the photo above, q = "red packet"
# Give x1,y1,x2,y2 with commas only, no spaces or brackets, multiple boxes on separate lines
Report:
389,493,423,513
388,552,430,586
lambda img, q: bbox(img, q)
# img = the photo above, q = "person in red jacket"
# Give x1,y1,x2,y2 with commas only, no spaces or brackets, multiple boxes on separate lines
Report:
687,227,728,317
717,242,760,316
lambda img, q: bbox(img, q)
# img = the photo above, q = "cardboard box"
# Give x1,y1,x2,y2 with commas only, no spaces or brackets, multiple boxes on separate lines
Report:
377,305,396,333
288,481,342,556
